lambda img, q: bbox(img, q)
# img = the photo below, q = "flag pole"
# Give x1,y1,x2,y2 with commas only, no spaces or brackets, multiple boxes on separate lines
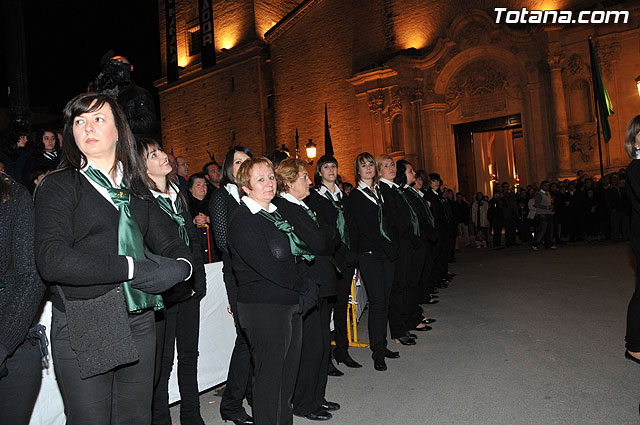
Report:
588,36,605,178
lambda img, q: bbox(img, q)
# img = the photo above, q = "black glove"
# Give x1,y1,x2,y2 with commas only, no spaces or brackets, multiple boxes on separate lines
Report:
298,281,319,316
130,252,191,294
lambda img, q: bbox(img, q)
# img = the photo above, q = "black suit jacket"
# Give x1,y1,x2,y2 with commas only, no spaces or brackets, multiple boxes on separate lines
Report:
35,169,193,310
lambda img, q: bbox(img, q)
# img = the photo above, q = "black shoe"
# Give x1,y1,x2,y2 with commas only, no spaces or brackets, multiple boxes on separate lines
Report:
321,401,340,411
406,332,418,339
374,357,387,371
625,350,640,365
327,360,344,376
298,408,332,421
224,416,254,425
395,336,416,345
422,318,436,324
430,294,439,299
384,348,400,359
335,354,362,368
439,282,449,288
414,324,432,332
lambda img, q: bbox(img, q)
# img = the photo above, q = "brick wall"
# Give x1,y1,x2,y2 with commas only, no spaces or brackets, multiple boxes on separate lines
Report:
270,0,361,183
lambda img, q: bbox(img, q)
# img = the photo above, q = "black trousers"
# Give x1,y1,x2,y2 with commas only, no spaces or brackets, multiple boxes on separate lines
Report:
152,296,202,425
220,306,253,420
293,297,331,415
409,242,428,328
237,302,302,425
626,244,640,351
51,307,156,425
0,335,42,425
359,253,395,360
220,256,253,420
331,266,354,361
388,242,414,339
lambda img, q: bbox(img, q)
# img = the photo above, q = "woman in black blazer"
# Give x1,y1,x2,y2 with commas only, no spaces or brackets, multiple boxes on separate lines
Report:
345,152,398,371
305,155,361,369
376,154,426,346
35,93,193,425
228,157,315,425
395,160,439,332
137,138,207,425
209,146,254,425
274,158,340,421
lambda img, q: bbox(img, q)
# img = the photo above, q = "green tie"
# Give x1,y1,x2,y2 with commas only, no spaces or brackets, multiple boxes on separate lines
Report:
304,206,320,226
394,186,420,237
407,187,435,228
322,190,350,249
156,195,190,246
85,167,164,313
257,209,315,263
361,186,392,243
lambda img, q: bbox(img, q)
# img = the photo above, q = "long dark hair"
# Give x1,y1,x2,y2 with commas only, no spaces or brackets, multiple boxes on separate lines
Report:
59,93,149,198
35,128,59,153
221,145,253,186
395,159,411,186
137,137,189,208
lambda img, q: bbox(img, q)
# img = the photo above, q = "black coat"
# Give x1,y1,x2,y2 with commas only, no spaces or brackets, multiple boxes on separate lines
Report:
273,196,337,297
34,169,193,310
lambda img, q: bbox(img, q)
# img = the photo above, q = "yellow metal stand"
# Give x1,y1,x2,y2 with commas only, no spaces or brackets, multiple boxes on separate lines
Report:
346,275,368,348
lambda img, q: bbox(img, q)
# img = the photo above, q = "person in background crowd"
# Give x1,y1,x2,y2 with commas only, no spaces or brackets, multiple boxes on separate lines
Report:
454,192,471,248
0,128,33,186
203,160,222,193
35,93,193,424
176,156,189,180
342,181,354,196
346,152,399,372
623,115,640,367
136,138,207,425
502,182,518,247
274,158,340,421
265,149,289,168
306,155,361,375
228,157,315,425
471,192,489,240
210,146,254,425
187,172,218,263
488,191,505,249
0,172,47,425
34,128,61,172
531,181,556,250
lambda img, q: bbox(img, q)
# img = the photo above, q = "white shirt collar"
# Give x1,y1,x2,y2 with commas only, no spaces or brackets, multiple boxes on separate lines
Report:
225,183,241,204
279,192,309,209
357,181,382,204
79,161,124,210
151,185,179,211
405,184,424,197
379,177,398,188
316,184,343,201
241,195,277,214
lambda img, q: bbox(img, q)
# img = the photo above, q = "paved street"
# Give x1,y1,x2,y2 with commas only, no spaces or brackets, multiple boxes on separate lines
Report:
174,242,640,425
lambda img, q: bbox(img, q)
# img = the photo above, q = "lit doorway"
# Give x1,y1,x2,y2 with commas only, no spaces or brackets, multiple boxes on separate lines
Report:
453,114,523,200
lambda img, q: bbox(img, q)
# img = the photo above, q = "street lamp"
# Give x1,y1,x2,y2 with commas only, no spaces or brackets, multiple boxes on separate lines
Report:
305,139,317,165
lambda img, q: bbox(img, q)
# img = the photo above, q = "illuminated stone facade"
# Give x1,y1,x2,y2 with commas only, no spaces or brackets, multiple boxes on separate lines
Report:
156,0,640,196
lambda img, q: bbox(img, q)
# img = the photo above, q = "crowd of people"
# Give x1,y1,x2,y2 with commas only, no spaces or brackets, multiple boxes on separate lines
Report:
2,90,640,425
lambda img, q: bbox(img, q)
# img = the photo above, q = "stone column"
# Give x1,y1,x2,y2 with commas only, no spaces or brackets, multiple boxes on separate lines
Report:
547,53,571,177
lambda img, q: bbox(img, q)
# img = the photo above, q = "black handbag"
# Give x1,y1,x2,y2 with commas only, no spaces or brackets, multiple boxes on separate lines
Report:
59,286,139,379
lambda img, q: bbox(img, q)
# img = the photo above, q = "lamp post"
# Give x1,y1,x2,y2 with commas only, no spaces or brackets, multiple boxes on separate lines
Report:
305,139,317,165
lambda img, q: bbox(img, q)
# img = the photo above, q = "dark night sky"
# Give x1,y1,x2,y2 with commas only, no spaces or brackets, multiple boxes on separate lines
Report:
1,0,161,122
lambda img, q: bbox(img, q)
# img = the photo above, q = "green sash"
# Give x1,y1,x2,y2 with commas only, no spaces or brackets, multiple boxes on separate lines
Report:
394,186,420,237
257,209,315,263
361,186,392,243
406,186,436,228
322,190,350,248
156,195,190,246
85,167,164,313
